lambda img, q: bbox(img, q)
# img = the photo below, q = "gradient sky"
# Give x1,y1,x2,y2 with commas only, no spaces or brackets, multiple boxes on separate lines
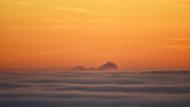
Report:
0,0,190,71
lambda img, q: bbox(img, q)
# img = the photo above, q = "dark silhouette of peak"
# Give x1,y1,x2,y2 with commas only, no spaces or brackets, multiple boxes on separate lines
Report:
69,61,119,71
99,61,119,71
72,65,87,71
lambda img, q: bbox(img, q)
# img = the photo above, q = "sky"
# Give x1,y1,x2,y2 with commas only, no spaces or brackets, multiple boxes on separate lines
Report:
0,0,190,71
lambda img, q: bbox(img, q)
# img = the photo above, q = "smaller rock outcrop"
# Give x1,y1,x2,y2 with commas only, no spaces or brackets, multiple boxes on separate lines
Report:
72,65,87,71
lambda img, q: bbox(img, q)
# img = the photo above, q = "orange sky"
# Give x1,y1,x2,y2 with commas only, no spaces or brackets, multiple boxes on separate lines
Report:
0,0,190,71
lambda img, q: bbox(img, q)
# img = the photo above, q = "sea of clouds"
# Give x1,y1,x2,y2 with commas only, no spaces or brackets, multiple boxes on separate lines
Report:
0,71,190,107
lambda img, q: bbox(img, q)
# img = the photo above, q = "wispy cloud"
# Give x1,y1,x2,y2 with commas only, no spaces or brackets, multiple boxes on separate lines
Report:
42,16,78,23
160,44,190,50
51,6,95,14
172,0,190,5
180,1,190,5
170,38,190,41
50,24,79,29
1,0,34,6
16,1,33,6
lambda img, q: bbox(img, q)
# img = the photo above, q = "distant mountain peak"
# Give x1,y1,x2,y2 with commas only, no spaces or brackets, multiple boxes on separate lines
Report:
99,61,119,71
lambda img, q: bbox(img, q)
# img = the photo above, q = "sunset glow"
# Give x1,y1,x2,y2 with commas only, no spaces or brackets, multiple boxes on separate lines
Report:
0,0,190,71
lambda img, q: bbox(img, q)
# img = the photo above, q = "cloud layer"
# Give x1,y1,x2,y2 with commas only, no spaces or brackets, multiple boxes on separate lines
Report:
0,71,190,107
